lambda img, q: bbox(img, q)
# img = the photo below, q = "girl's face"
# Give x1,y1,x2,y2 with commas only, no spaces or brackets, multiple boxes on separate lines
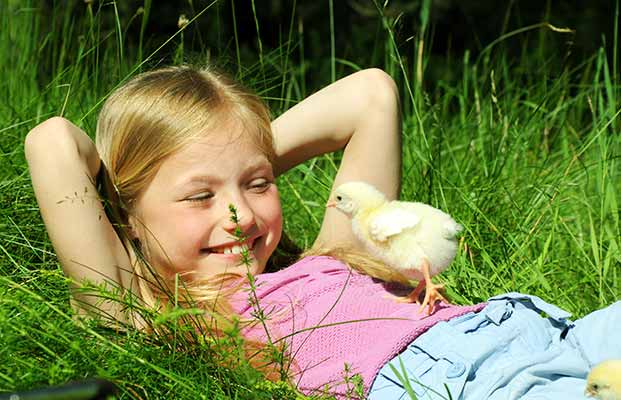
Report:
130,123,282,281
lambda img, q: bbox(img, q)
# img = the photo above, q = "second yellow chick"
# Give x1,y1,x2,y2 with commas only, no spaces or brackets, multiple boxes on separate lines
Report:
327,181,462,314
585,359,621,400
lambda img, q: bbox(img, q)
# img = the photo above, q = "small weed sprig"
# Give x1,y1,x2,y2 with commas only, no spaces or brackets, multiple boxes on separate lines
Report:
228,203,253,270
228,204,291,382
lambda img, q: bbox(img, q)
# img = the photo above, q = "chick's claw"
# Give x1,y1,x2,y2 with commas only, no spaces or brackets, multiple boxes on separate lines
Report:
392,293,419,304
409,281,426,304
392,282,447,315
418,282,448,315
393,281,425,304
416,258,449,315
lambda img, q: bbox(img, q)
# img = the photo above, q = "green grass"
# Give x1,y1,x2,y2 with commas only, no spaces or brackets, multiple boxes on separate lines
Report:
1,0,619,399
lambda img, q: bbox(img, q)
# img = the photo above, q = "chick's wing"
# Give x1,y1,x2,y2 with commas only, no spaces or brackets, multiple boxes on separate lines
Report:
368,202,420,242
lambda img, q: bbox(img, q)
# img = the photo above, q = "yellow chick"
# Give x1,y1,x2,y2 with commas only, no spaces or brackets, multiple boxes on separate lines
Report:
327,181,462,314
585,360,621,400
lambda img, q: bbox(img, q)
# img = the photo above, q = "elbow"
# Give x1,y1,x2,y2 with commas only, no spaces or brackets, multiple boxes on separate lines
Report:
24,117,75,162
357,68,400,114
25,117,71,144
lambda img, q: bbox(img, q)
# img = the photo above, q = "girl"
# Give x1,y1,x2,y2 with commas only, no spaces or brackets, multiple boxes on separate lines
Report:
25,66,620,399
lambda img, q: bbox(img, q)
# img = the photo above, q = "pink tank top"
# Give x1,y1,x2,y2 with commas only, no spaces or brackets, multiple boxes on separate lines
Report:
231,256,485,398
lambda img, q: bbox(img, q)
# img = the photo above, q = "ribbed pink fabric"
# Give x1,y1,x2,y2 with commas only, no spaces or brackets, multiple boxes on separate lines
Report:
231,256,485,398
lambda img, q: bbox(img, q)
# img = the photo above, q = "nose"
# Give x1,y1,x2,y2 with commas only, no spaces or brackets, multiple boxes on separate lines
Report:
221,196,256,236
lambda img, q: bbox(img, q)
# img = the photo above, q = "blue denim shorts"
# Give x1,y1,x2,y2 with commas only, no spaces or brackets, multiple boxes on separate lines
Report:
368,293,621,400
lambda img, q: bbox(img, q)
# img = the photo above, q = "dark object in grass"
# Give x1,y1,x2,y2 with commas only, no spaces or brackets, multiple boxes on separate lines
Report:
0,378,117,400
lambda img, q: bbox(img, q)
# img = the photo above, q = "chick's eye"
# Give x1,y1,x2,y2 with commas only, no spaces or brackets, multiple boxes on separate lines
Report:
336,195,342,201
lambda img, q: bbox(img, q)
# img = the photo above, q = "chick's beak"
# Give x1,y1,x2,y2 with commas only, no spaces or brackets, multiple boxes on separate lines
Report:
326,199,337,208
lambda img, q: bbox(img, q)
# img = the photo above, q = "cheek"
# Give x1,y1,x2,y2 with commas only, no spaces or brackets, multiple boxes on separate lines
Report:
261,188,283,229
171,212,211,246
140,208,207,254
250,187,283,246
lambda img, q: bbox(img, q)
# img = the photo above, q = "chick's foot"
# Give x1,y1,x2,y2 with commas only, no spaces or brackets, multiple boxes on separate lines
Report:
419,282,447,315
418,258,449,315
393,281,425,303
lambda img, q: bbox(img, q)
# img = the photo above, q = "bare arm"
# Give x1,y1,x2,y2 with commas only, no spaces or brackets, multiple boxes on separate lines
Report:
272,68,402,250
25,117,134,322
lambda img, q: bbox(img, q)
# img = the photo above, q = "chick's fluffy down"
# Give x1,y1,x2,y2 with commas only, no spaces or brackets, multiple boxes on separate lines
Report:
353,201,462,281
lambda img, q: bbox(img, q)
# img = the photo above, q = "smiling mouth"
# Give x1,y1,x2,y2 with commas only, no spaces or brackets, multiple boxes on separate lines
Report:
203,237,258,255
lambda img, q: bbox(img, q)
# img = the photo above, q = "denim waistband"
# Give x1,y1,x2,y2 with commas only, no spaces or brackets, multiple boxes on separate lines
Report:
396,293,573,398
412,294,569,381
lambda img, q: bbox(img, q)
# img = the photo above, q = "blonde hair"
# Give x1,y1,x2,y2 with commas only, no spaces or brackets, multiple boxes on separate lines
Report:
96,65,274,216
95,65,286,379
302,245,410,285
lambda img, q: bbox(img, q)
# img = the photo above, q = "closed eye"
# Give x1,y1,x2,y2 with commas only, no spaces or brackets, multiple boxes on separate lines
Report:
185,192,214,202
248,179,272,193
